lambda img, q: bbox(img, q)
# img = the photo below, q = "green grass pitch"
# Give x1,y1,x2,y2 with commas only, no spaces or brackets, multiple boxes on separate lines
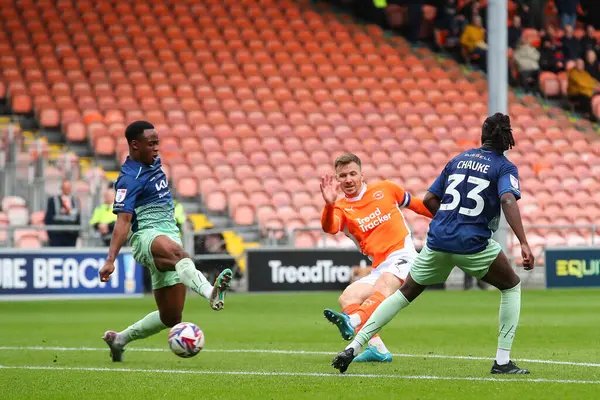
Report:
1,289,599,399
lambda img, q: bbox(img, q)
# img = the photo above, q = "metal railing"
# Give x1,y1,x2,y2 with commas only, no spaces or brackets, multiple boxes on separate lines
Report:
1,123,106,229
288,226,333,247
0,225,98,247
509,224,599,247
289,225,600,264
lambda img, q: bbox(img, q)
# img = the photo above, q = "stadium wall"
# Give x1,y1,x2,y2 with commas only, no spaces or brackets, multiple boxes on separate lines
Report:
545,246,600,288
244,247,550,292
1,246,598,300
0,248,144,300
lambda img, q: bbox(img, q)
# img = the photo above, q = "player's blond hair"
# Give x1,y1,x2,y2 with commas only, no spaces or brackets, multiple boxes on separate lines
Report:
334,153,362,171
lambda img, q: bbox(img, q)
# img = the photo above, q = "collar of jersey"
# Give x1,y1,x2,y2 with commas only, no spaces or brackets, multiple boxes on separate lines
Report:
345,183,367,202
125,156,145,168
125,156,159,169
480,146,501,154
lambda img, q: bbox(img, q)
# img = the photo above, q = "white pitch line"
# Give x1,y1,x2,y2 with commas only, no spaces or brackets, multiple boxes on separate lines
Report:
0,365,598,385
1,346,600,368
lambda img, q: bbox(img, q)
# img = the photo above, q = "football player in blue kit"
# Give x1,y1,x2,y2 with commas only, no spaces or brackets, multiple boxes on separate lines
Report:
99,121,233,362
332,113,534,374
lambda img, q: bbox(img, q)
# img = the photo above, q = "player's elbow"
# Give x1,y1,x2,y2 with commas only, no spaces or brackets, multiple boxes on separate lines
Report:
500,193,517,205
423,192,441,216
321,216,340,235
321,224,338,235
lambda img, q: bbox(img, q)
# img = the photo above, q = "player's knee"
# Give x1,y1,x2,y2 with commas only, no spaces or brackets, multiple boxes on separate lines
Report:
167,244,190,264
173,248,190,261
338,292,359,308
374,273,402,296
502,275,521,291
160,311,182,328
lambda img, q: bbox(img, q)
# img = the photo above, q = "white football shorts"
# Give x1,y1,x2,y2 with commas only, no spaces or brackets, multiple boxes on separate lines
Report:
356,245,417,286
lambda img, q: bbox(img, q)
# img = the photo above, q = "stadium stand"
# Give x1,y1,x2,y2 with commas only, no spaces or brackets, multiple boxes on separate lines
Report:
0,0,599,266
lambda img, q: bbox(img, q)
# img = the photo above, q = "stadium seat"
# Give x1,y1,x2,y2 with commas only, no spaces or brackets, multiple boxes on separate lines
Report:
176,177,199,198
205,191,227,213
7,205,29,226
233,204,255,226
1,196,27,212
0,211,8,243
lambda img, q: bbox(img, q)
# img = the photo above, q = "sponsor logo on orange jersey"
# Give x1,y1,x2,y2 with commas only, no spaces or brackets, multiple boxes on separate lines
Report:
356,207,392,232
373,190,384,200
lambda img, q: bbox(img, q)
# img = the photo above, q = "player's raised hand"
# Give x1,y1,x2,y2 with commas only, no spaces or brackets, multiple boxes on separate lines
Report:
320,174,339,205
521,243,534,270
99,260,115,282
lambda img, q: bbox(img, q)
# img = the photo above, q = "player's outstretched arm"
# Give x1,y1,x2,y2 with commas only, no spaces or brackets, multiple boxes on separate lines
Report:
387,181,433,218
99,213,132,282
501,193,534,270
320,174,343,234
406,195,434,219
423,191,441,217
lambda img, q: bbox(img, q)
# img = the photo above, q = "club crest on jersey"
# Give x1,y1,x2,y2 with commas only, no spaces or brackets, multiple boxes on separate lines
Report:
373,190,384,200
509,174,519,190
115,189,127,202
155,179,168,191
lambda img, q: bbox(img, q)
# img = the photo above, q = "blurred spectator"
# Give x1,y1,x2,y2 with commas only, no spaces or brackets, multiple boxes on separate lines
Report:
44,179,80,247
540,38,565,72
555,0,580,30
406,1,424,44
458,0,486,26
579,0,600,30
580,25,600,56
561,25,582,61
434,0,462,55
460,15,487,70
435,0,459,33
516,0,532,28
516,0,548,30
508,15,523,49
540,24,559,46
193,231,235,283
90,186,117,246
194,232,227,255
514,36,541,93
444,22,463,57
567,58,600,117
584,49,600,80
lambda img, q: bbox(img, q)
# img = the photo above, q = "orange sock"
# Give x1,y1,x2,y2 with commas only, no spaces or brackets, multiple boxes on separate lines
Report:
342,303,361,316
354,291,386,330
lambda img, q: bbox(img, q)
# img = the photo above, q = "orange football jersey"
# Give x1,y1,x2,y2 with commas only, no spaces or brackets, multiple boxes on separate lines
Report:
321,180,432,268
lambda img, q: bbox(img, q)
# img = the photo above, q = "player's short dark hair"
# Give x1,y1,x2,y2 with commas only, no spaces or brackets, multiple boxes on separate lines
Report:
334,153,361,170
125,121,154,144
481,113,515,152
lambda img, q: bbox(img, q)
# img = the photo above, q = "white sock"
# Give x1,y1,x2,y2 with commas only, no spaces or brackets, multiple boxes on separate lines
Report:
175,258,213,300
368,336,389,354
496,348,510,365
349,313,361,328
345,339,363,357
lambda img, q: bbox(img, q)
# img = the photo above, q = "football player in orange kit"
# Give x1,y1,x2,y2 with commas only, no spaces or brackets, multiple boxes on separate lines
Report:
321,153,433,362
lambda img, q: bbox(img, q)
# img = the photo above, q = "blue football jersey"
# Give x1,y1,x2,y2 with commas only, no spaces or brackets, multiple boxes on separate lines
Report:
426,147,521,254
112,156,177,234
